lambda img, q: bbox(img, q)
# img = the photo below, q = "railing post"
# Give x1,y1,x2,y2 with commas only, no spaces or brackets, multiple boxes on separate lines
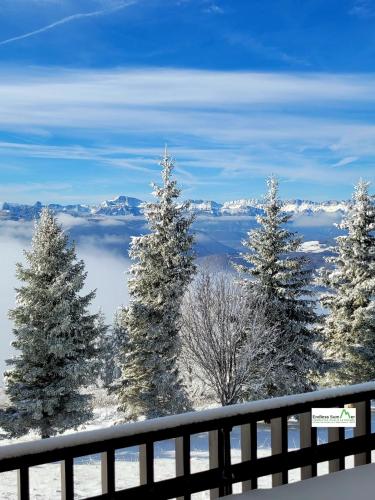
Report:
176,435,191,500
208,427,232,498
222,427,232,496
271,416,288,487
17,467,30,500
139,442,154,486
328,427,345,473
101,449,115,495
241,422,257,492
209,430,219,499
300,412,317,479
61,458,74,500
354,400,371,466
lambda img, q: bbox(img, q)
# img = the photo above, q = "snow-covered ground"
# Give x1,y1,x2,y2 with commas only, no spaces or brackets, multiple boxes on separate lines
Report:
0,390,373,499
227,463,375,500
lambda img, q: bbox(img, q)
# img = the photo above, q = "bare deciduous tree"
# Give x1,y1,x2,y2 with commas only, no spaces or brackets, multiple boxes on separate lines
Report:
180,271,294,406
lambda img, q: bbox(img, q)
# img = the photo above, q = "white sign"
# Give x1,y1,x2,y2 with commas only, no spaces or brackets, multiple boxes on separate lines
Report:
311,408,356,427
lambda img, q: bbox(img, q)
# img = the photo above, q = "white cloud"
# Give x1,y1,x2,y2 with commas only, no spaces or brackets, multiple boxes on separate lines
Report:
78,243,129,324
0,182,71,194
0,69,374,134
56,213,91,228
1,68,375,108
333,156,359,167
0,67,374,189
0,231,25,384
0,70,373,141
292,212,343,228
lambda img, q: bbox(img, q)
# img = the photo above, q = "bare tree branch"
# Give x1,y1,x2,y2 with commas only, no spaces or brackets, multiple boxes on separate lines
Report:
180,270,294,406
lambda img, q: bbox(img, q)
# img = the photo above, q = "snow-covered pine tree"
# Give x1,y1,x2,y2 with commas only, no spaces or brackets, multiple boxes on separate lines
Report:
116,148,195,420
3,208,103,438
319,180,375,386
234,176,321,396
99,309,125,387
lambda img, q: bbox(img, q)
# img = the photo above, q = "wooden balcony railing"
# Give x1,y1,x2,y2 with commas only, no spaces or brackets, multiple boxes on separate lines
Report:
0,382,374,499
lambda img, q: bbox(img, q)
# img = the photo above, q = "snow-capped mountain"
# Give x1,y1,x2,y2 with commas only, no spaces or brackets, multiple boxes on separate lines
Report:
0,201,91,220
94,196,143,216
221,199,264,216
188,200,222,216
0,196,351,221
1,201,43,220
48,203,91,215
282,199,350,214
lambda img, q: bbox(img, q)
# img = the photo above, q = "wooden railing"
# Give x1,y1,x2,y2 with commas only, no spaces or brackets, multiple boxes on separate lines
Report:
0,382,374,499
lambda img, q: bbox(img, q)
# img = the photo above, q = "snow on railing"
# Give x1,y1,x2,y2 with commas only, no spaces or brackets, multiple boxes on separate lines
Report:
0,381,375,499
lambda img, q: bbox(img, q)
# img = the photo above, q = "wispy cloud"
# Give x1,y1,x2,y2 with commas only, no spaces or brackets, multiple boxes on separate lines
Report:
0,1,136,47
224,32,309,66
1,68,375,107
0,182,72,195
203,2,224,14
0,67,374,197
333,156,358,167
350,0,375,18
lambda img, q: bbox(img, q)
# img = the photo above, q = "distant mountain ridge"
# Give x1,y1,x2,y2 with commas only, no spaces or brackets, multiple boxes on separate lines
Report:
0,195,351,221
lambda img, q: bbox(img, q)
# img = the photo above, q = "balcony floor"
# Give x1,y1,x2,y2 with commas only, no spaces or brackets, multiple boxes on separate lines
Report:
227,463,375,500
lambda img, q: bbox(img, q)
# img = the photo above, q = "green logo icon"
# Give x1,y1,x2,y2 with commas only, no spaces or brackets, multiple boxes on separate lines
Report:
340,408,351,419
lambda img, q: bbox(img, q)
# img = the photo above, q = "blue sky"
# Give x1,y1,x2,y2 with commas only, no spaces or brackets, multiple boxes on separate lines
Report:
0,0,375,203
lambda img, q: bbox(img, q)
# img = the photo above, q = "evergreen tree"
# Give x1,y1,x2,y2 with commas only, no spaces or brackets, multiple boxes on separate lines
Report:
235,176,321,396
116,148,195,419
99,309,124,388
3,208,103,438
319,180,375,386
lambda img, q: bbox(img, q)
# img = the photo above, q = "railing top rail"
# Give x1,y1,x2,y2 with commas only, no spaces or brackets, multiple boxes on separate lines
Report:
0,381,374,463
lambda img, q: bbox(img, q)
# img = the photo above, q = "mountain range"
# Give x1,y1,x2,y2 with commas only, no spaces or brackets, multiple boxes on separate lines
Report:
0,196,351,221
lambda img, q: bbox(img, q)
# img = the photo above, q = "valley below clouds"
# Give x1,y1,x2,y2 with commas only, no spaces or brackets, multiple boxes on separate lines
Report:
0,211,342,383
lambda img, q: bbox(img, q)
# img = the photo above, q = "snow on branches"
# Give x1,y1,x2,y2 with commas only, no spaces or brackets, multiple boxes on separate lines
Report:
319,180,375,386
3,208,104,438
235,176,322,396
116,148,196,419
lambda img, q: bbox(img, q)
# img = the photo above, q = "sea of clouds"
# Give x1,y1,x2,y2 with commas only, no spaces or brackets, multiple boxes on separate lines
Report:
0,210,343,383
